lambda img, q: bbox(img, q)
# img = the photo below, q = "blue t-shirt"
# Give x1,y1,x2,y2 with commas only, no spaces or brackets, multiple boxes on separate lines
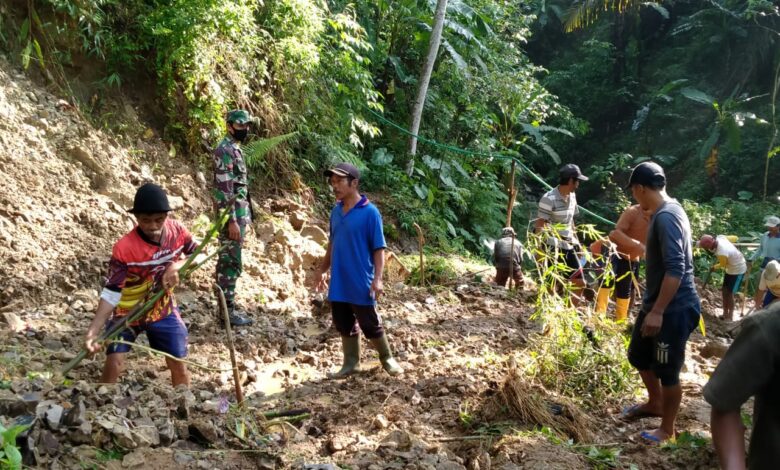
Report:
643,200,700,313
328,195,387,306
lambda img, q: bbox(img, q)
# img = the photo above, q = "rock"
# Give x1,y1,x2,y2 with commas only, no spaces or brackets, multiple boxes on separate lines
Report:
37,430,59,455
112,422,138,449
700,340,729,359
41,338,63,351
134,417,160,447
2,391,42,416
258,457,276,469
168,195,185,210
156,419,176,446
62,399,87,427
373,414,390,430
290,212,307,231
173,451,195,465
176,389,196,419
300,225,328,245
40,403,64,430
122,449,146,468
188,419,219,445
68,145,101,173
196,460,211,469
68,421,93,445
2,311,26,332
328,435,351,453
299,352,318,366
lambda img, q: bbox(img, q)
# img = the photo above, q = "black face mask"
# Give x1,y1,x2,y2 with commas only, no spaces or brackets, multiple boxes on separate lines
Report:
231,127,248,142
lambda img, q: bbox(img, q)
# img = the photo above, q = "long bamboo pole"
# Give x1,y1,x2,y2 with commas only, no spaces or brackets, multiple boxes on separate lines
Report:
215,285,244,405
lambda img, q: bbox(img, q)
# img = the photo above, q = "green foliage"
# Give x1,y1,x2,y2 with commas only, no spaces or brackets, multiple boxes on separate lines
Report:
661,431,710,452
95,449,124,462
681,198,775,241
534,426,625,468
407,254,459,286
0,421,30,470
521,231,639,406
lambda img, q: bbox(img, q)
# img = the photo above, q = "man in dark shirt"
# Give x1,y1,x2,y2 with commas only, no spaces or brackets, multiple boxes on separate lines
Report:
622,162,701,444
704,304,780,470
493,227,524,288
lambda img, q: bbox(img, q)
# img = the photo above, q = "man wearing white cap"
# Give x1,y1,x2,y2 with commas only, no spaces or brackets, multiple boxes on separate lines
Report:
698,234,747,321
756,260,780,309
752,216,780,307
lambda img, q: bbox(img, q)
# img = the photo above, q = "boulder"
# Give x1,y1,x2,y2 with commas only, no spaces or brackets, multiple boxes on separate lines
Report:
37,430,59,455
700,340,729,359
133,417,160,447
62,399,87,427
2,311,26,332
188,419,219,445
290,212,307,231
122,449,146,468
300,225,328,245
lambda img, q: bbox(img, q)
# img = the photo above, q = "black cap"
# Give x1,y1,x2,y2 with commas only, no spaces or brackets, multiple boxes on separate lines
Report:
128,183,172,214
626,162,666,189
560,163,588,181
324,162,360,180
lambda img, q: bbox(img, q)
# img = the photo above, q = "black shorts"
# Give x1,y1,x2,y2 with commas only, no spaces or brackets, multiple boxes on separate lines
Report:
722,273,744,294
330,301,384,339
627,303,700,386
602,257,639,299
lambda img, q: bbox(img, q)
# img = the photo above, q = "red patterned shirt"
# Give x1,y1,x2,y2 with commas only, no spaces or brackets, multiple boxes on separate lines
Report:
100,219,197,323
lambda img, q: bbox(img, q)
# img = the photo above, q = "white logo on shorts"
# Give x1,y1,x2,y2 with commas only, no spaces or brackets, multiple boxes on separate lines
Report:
656,342,670,364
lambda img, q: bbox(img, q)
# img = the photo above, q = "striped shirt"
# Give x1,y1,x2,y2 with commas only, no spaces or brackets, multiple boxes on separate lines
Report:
537,187,579,249
100,219,197,323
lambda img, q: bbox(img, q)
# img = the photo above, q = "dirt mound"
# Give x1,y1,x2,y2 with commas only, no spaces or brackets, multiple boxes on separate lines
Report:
0,57,210,311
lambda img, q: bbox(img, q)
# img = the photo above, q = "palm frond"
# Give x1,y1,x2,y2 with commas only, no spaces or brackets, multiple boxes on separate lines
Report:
564,0,642,32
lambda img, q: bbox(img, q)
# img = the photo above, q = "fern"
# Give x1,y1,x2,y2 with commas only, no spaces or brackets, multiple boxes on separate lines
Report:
242,132,299,170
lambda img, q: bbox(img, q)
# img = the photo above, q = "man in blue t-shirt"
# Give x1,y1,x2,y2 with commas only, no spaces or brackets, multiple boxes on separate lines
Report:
314,163,403,378
621,162,701,445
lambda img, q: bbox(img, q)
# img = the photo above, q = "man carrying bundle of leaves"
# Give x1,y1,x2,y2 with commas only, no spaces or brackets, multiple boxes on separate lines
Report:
84,183,197,386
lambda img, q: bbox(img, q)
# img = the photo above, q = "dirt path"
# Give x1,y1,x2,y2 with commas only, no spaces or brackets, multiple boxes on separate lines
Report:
0,55,735,470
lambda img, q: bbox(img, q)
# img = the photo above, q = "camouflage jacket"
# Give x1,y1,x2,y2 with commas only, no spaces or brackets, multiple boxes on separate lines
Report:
212,136,251,226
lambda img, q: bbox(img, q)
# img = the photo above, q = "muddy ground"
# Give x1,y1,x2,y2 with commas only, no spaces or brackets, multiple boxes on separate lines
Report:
0,55,741,469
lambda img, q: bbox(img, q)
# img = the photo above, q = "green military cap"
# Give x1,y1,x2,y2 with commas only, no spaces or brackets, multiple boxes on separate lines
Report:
226,109,251,124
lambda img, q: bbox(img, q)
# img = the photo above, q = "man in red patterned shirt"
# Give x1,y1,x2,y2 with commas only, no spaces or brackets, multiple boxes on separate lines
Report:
84,184,197,386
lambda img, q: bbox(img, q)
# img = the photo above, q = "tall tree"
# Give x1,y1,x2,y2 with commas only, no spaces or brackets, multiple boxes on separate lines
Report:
407,0,448,176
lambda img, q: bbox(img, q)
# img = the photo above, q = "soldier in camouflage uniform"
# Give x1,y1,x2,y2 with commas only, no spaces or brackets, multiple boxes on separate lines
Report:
213,109,253,327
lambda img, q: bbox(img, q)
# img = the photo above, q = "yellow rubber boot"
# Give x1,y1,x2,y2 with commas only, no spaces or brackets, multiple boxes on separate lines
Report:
595,287,610,314
615,297,630,322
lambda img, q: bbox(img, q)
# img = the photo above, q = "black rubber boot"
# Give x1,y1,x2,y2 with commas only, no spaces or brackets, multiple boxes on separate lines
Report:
225,308,253,327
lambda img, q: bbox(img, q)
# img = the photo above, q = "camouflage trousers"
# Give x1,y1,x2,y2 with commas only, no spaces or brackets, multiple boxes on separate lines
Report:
216,224,245,308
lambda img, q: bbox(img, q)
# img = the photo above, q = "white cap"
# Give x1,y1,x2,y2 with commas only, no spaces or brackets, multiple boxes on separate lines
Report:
765,260,780,282
765,215,780,228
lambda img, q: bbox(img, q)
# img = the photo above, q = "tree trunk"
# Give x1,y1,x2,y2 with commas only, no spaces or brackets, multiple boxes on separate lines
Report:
406,0,448,176
764,57,780,201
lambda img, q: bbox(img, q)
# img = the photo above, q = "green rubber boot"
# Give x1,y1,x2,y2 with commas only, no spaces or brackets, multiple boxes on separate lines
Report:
327,336,361,379
370,335,404,376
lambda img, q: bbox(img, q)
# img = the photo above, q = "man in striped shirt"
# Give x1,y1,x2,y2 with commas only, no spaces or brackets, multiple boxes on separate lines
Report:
535,164,589,299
